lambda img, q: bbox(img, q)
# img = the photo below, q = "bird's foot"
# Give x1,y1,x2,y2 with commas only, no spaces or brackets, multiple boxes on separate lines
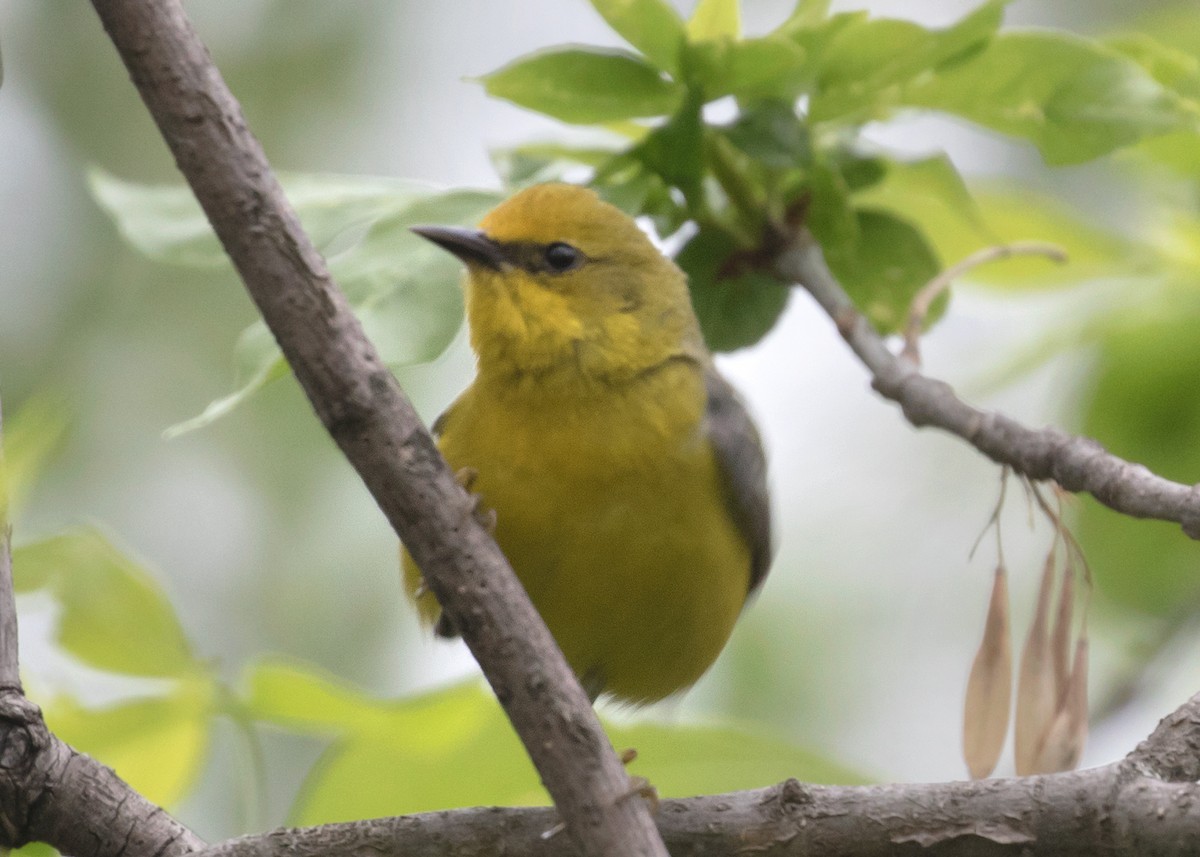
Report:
456,467,497,533
617,748,660,813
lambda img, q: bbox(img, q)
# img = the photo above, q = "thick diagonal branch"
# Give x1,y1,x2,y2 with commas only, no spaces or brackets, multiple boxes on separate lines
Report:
88,2,665,856
777,232,1200,540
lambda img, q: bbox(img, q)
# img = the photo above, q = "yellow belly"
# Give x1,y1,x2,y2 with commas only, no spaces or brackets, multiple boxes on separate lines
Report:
402,366,751,703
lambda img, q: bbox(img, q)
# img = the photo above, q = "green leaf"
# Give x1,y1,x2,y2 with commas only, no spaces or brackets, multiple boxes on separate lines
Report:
1076,300,1200,615
247,665,540,820
0,395,69,520
89,169,432,268
244,665,863,823
804,156,860,270
808,0,1010,123
1105,33,1200,101
721,100,811,169
609,719,866,794
45,676,214,807
687,0,741,42
13,529,199,678
813,207,942,333
482,48,683,124
166,190,501,435
773,0,832,36
1129,130,1200,177
678,227,791,352
851,154,982,250
903,31,1199,164
629,90,705,198
683,35,808,100
245,658,399,734
1126,5,1200,75
164,323,286,438
589,0,686,74
858,162,1148,288
491,142,621,186
331,190,500,365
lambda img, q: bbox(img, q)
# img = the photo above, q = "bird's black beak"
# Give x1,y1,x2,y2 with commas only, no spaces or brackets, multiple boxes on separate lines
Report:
411,225,507,272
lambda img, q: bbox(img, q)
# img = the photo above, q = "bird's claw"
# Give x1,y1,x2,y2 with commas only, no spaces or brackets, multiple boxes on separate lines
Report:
456,467,497,533
616,748,659,813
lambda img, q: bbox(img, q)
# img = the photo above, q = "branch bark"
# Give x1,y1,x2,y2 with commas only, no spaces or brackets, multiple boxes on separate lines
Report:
186,694,1200,857
777,231,1200,540
87,2,665,856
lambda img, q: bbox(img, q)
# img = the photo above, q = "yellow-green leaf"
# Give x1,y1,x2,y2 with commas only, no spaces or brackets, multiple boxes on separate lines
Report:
44,677,214,807
687,0,740,42
482,48,683,124
13,530,198,678
904,31,1197,165
590,0,686,73
245,664,863,824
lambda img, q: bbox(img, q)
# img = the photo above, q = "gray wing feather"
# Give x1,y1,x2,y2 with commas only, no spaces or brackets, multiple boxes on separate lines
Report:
704,367,773,595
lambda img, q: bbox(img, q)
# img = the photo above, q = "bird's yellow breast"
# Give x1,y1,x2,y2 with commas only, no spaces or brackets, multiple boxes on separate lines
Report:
403,359,752,703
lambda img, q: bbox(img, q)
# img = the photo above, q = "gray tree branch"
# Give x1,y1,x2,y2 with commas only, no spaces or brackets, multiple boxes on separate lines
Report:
776,231,1200,540
190,694,1200,857
85,2,665,857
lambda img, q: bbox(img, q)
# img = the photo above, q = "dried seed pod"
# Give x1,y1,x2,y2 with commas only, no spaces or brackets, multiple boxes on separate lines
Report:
1031,636,1089,773
1015,548,1058,776
963,564,1013,779
1050,551,1075,702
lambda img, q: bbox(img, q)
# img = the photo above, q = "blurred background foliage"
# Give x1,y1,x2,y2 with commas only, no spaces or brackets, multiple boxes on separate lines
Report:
2,0,1200,846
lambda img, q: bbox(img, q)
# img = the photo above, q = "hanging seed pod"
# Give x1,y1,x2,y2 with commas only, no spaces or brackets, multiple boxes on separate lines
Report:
1031,636,1089,773
1050,552,1075,703
963,564,1013,779
1015,548,1058,776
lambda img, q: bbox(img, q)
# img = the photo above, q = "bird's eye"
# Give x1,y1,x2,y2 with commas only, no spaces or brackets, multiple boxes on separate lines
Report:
544,242,583,273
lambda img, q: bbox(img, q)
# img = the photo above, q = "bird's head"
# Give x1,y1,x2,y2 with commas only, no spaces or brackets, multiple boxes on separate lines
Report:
413,183,704,384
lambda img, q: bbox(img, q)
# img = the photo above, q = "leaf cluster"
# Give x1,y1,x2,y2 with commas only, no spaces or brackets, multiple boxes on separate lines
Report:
91,0,1200,429
484,0,1197,348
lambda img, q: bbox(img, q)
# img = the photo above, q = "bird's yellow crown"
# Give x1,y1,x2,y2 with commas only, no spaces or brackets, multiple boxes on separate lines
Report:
463,184,705,387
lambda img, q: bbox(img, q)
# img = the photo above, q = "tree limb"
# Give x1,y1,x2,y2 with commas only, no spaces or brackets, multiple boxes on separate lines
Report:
187,691,1200,857
777,231,1200,540
86,2,666,856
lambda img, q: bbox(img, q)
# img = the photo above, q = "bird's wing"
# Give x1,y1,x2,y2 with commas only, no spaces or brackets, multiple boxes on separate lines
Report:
704,367,773,595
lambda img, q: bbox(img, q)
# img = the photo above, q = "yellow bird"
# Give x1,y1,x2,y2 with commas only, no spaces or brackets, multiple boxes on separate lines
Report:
404,183,771,704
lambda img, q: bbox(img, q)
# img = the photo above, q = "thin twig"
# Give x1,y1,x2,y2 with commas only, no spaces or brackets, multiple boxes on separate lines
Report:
779,230,1200,540
902,241,1068,365
88,2,664,856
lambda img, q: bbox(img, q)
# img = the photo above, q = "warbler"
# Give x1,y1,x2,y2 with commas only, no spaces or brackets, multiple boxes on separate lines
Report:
403,183,771,704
